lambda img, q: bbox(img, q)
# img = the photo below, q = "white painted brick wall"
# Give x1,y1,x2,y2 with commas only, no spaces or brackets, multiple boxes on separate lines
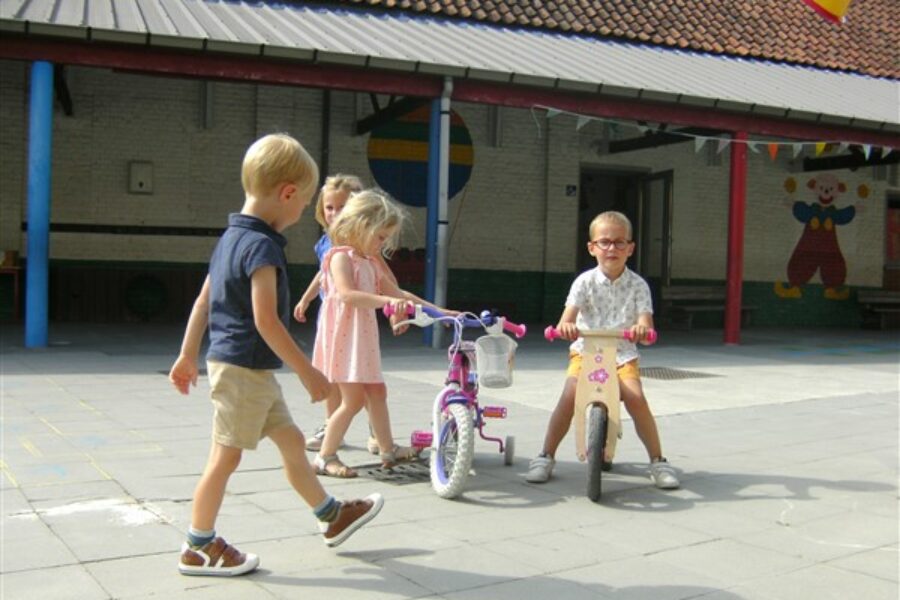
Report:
0,59,893,288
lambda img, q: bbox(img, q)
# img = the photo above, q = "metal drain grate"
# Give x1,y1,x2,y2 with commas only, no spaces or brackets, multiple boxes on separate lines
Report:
641,366,719,380
357,461,430,485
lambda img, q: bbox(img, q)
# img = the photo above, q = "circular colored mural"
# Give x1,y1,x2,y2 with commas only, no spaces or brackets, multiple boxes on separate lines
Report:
367,105,473,207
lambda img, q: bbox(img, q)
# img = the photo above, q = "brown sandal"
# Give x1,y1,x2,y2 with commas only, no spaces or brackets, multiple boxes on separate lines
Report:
380,445,421,469
314,454,357,478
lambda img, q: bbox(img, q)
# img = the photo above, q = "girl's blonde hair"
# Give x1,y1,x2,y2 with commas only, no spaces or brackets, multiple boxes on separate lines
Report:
329,189,407,257
314,174,364,228
241,133,318,201
589,210,633,240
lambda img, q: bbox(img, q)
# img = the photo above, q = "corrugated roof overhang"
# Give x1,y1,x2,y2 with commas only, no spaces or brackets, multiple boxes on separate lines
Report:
1,0,898,145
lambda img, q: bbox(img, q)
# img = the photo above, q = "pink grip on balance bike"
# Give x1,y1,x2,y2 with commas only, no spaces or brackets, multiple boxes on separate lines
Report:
544,325,561,341
623,329,658,344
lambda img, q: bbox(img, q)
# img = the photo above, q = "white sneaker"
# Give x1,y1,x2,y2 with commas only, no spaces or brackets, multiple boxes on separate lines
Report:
525,454,555,483
648,458,680,489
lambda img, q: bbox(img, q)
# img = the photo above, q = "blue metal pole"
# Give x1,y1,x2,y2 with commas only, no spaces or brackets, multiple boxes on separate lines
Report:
25,61,54,348
423,98,441,345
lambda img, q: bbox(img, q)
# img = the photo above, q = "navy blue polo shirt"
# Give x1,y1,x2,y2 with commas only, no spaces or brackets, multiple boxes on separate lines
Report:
206,213,290,369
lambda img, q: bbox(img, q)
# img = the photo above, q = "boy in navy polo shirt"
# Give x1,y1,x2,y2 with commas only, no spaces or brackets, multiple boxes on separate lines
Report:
169,134,383,576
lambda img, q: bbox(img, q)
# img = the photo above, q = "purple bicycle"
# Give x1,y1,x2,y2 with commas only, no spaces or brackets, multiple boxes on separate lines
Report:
384,304,527,498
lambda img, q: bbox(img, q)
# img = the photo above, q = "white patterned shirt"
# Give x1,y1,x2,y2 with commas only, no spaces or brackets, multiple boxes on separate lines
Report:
566,267,653,365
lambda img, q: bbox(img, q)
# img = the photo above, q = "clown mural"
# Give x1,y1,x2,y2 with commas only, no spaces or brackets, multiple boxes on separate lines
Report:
775,173,868,301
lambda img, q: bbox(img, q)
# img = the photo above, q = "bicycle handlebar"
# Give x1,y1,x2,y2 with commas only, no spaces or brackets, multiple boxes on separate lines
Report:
383,304,527,338
543,325,657,345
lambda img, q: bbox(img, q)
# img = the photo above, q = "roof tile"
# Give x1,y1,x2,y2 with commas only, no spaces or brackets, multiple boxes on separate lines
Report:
341,0,899,78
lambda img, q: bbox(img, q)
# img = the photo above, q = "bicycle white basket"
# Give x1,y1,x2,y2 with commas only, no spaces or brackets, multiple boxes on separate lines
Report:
474,334,517,388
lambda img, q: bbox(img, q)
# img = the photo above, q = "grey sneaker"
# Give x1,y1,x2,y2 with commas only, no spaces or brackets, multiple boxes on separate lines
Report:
525,454,555,483
648,458,680,489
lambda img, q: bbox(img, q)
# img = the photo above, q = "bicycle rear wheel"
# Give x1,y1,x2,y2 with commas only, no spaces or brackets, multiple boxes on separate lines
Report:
431,402,475,499
586,404,608,502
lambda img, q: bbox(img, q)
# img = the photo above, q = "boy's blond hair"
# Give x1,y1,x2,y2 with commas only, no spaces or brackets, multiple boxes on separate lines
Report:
314,174,364,228
241,133,318,201
589,211,633,240
329,189,407,257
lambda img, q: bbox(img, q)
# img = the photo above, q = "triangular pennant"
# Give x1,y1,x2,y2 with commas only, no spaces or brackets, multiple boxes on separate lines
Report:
862,144,872,159
637,123,649,134
792,143,804,158
746,141,760,153
694,137,708,153
837,142,849,154
815,142,826,156
767,143,779,160
576,115,591,131
717,138,730,154
545,108,561,119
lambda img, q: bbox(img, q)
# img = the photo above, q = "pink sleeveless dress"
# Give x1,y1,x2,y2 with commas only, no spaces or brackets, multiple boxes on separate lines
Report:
312,246,383,383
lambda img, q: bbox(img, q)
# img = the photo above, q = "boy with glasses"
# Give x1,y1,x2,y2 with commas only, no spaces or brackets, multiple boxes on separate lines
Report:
525,211,679,489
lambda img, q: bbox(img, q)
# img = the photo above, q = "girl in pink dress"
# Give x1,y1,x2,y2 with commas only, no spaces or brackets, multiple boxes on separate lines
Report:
311,189,422,477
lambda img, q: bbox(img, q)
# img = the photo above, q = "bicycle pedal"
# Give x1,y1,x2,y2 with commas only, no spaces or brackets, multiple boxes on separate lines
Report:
481,406,507,418
410,430,433,448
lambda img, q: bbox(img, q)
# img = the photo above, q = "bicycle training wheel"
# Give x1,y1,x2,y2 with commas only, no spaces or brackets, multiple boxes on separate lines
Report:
586,404,609,502
430,402,475,499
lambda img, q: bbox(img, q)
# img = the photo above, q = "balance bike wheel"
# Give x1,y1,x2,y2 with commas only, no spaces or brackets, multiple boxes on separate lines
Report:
586,404,608,502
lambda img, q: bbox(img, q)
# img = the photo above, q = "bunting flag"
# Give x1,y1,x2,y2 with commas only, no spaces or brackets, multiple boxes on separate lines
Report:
801,0,853,24
695,137,708,153
535,104,887,162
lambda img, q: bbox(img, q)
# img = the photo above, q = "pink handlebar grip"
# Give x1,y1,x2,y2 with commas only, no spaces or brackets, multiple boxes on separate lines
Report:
504,321,527,339
382,304,415,318
545,326,657,344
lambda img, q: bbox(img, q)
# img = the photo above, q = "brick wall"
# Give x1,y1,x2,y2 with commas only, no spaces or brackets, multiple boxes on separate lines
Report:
1,59,895,324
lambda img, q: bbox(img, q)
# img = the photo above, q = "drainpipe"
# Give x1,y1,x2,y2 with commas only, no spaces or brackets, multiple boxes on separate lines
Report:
724,131,747,345
25,61,54,348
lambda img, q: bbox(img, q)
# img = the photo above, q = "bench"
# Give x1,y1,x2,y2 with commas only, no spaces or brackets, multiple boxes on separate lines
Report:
857,290,900,329
660,285,756,330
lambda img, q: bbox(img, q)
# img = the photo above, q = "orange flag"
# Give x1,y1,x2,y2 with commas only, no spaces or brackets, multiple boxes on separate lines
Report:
767,144,779,160
801,0,853,23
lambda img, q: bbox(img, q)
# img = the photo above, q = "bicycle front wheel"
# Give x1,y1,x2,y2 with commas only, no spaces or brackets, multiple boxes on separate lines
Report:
431,402,475,499
586,404,608,502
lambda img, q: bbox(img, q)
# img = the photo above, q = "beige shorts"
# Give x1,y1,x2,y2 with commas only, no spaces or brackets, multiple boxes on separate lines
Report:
207,360,294,450
566,351,641,381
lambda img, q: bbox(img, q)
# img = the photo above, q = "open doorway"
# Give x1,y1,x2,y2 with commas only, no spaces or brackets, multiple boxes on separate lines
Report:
578,168,673,300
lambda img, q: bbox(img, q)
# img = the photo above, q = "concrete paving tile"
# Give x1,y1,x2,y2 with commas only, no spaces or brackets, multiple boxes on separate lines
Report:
574,511,716,556
1,487,30,515
735,563,898,600
478,529,637,574
734,511,898,563
824,544,899,583
370,543,542,595
653,537,813,585
257,563,433,599
18,479,126,503
1,564,109,599
86,551,233,599
1,514,79,572
559,554,728,600
444,575,614,600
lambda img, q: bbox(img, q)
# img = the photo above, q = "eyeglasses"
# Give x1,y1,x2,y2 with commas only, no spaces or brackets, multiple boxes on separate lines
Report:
590,238,632,250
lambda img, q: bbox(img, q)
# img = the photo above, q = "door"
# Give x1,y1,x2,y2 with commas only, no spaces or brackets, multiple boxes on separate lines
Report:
637,171,673,287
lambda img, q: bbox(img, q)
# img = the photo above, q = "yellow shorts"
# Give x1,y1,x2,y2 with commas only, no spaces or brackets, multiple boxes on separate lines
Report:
207,360,294,450
566,351,640,381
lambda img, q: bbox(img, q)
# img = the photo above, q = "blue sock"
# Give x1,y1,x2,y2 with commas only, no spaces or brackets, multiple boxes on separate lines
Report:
187,526,215,548
313,495,341,523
